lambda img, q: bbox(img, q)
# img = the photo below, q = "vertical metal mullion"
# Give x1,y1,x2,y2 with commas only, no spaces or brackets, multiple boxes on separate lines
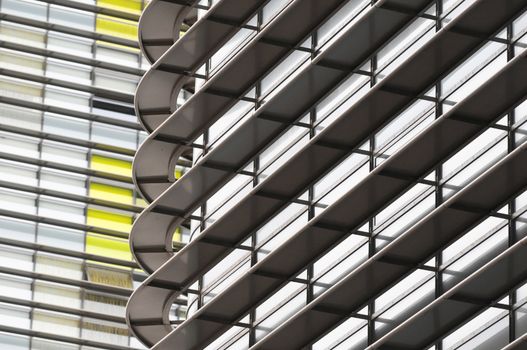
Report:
248,9,266,344
506,21,517,345
367,53,377,347
29,3,52,348
434,2,444,349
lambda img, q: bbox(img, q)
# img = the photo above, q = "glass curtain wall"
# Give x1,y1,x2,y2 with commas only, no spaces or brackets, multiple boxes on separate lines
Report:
166,0,527,348
0,0,189,349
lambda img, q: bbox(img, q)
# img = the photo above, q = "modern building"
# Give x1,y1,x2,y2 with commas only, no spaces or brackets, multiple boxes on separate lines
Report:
0,0,190,349
127,0,527,349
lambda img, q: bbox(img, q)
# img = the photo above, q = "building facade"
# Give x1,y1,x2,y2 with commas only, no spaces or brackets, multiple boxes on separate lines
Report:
129,0,527,349
0,0,190,349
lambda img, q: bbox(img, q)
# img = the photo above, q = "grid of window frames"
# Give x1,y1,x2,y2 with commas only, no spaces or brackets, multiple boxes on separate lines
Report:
136,0,527,348
0,0,190,349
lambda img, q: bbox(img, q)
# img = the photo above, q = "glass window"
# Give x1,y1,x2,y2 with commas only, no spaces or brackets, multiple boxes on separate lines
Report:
1,0,47,21
94,68,138,93
0,245,33,272
0,76,42,102
0,274,31,300
38,197,86,224
0,22,45,48
49,4,95,31
0,333,29,350
0,217,35,243
86,208,132,232
44,86,90,112
83,291,126,317
47,32,93,56
92,97,136,121
37,224,85,252
35,254,83,280
33,311,80,338
97,0,142,14
89,182,133,204
96,44,139,67
43,113,90,140
81,318,129,346
34,282,81,309
96,15,138,41
0,160,38,186
0,188,36,215
86,233,132,262
0,304,30,328
0,133,39,158
0,49,44,74
0,104,41,131
85,265,132,288
90,154,132,177
91,123,137,149
31,338,79,350
46,59,92,85
41,142,88,168
40,169,87,196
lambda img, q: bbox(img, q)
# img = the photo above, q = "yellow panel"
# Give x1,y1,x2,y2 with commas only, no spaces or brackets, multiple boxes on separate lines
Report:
91,155,132,177
97,0,142,14
135,197,147,208
89,183,133,204
173,227,181,243
86,233,131,261
175,168,183,179
96,15,138,41
87,209,132,233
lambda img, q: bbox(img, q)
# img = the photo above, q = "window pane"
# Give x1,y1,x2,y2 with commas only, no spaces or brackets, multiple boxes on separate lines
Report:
89,182,132,204
86,209,132,232
0,217,35,242
90,154,132,177
37,224,85,251
35,254,82,280
0,104,41,131
86,233,131,262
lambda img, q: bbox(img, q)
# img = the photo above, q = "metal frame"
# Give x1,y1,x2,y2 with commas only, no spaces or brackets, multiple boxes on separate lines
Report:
251,137,527,350
367,226,527,349
133,0,345,204
126,1,526,347
157,50,527,350
35,0,142,22
128,1,436,343
0,12,139,49
0,39,145,76
0,324,142,350
0,67,135,103
128,0,527,348
130,0,432,278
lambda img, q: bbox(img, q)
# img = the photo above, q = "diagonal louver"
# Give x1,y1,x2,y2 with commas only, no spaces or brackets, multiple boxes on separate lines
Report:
128,0,527,349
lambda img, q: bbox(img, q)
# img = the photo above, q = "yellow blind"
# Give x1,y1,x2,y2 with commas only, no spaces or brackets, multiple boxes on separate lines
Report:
86,209,132,233
86,233,131,262
97,0,142,14
86,265,133,288
89,183,133,204
96,15,138,41
90,155,132,178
